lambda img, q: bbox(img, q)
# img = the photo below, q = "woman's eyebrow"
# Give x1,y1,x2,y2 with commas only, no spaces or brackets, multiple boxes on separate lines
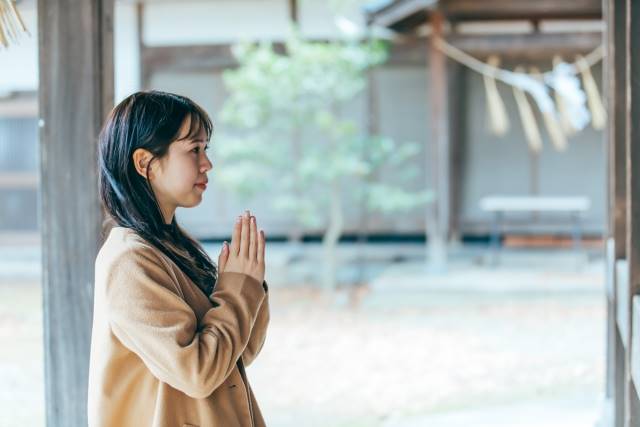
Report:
181,138,207,144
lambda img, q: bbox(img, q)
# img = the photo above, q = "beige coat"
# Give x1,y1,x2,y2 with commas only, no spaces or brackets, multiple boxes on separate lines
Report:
88,226,270,427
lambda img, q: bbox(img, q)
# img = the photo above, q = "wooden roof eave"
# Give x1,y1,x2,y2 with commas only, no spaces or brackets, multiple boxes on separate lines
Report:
366,0,602,33
365,0,438,31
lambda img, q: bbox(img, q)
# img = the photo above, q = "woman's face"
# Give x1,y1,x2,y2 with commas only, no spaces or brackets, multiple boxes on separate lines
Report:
150,116,212,220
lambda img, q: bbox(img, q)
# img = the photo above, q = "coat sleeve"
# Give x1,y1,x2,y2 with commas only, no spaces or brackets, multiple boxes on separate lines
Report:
241,280,270,367
105,245,267,399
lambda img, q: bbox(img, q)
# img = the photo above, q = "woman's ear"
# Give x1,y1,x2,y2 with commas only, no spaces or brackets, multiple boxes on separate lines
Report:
132,148,153,179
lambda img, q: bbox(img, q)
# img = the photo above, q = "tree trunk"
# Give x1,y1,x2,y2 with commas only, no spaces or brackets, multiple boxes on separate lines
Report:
322,179,344,293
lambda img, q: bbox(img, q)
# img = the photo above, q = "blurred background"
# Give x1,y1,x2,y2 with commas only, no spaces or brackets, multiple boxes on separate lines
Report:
0,0,609,426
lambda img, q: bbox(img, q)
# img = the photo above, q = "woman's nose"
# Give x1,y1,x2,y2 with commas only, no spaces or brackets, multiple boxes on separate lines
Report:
200,154,213,173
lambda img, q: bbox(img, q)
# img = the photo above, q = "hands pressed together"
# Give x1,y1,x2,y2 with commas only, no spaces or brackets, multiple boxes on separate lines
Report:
217,210,265,285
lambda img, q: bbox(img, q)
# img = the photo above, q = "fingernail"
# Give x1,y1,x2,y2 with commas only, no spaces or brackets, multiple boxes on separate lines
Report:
236,216,241,223
244,210,250,218
251,216,255,223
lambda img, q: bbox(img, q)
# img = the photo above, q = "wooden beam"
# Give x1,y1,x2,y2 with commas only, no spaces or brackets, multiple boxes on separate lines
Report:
37,0,114,425
367,0,601,31
143,41,426,75
139,31,602,79
441,0,602,21
447,32,602,60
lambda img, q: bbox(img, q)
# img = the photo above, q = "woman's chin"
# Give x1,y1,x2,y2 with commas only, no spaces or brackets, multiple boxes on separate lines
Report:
180,195,203,208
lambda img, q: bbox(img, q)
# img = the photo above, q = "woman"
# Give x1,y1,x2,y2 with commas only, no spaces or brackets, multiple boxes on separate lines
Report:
88,91,270,427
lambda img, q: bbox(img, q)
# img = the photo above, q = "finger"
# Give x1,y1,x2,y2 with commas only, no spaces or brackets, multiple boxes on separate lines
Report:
249,216,257,261
257,229,265,264
230,216,241,256
218,241,229,271
240,210,250,258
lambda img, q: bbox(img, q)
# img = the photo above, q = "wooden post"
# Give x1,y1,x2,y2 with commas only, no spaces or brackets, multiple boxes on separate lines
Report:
448,61,465,243
427,10,450,269
289,0,298,23
626,0,640,424
610,0,628,260
38,0,114,425
604,0,628,425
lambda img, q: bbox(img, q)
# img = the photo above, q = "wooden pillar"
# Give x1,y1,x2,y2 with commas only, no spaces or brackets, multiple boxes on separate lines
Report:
38,0,114,425
448,61,466,243
610,1,628,258
289,0,298,23
626,0,640,424
427,10,450,268
605,0,629,425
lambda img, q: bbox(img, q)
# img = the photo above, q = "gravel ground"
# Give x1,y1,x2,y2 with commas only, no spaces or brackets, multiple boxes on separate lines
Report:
0,246,606,427
251,286,605,427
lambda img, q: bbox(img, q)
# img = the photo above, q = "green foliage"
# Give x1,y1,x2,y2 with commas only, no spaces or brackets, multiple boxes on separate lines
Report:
215,31,432,228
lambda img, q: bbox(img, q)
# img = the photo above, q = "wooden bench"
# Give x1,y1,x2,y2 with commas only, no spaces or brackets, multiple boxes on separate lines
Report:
479,196,591,263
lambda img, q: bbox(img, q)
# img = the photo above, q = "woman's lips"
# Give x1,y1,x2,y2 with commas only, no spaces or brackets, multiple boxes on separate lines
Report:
195,183,207,190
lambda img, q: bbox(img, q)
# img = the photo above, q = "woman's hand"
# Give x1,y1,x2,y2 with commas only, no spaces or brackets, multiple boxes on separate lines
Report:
217,210,265,285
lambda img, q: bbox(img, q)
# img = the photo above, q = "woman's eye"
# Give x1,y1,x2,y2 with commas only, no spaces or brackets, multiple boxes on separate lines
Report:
192,145,209,154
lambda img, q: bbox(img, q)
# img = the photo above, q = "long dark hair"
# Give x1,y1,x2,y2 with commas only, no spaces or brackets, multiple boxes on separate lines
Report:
98,90,217,295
